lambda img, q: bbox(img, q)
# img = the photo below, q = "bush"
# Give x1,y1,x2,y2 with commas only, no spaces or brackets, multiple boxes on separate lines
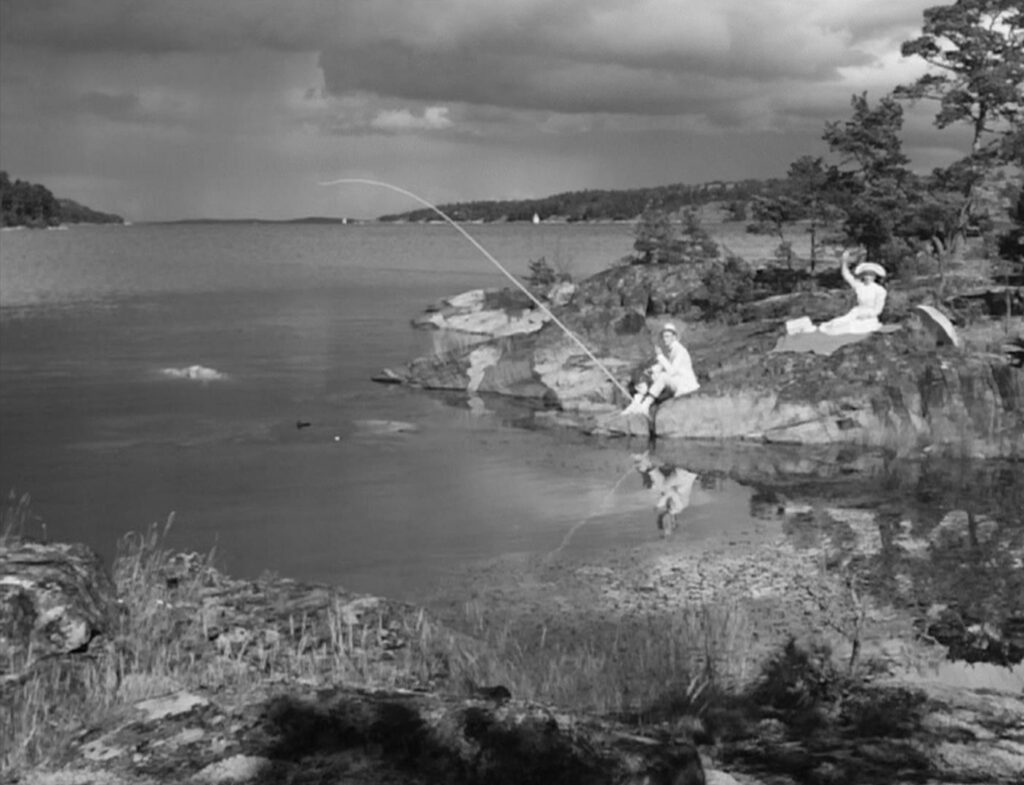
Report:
526,256,561,290
632,207,720,265
751,638,848,734
695,255,756,321
997,190,1024,265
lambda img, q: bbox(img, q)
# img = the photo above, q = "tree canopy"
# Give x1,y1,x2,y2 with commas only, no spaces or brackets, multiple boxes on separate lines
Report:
0,171,124,228
894,0,1024,258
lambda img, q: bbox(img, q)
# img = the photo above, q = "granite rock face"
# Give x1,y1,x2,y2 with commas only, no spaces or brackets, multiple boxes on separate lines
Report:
648,329,1024,456
402,268,1024,457
0,540,116,681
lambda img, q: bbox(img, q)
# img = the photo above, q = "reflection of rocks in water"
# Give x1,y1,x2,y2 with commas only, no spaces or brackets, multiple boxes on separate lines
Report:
749,488,786,521
768,497,1024,667
928,509,1002,548
686,445,1024,668
781,509,824,549
924,608,1024,667
907,508,1024,667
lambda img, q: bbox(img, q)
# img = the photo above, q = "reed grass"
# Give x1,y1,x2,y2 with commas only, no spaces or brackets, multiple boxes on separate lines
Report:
0,490,34,545
435,598,756,717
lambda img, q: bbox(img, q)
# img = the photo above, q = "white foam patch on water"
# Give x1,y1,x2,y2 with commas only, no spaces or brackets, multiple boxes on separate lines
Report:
352,419,419,435
160,365,228,382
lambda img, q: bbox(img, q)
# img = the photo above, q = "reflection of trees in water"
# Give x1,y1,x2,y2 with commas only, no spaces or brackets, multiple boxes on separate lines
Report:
668,442,1022,664
862,460,1024,666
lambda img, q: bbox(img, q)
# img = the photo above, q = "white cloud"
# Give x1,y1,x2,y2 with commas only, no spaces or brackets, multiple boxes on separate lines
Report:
370,106,453,132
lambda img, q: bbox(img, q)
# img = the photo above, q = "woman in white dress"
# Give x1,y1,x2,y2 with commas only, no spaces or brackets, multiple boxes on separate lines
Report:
818,252,887,335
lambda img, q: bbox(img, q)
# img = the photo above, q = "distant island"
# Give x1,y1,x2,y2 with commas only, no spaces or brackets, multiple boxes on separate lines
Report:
1,171,124,228
376,179,785,223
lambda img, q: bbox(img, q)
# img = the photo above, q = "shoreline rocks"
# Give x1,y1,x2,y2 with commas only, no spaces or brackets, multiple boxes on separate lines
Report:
401,271,1024,457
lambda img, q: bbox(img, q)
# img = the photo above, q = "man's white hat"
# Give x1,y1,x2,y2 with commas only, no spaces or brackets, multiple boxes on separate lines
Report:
661,322,679,335
854,262,887,279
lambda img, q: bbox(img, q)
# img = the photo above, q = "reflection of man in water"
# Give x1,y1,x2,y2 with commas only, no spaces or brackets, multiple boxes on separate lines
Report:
632,451,698,537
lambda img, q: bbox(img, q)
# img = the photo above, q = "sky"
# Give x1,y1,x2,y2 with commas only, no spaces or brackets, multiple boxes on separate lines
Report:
0,0,972,221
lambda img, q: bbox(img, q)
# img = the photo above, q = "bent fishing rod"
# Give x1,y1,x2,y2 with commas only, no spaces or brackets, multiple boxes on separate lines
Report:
319,178,632,399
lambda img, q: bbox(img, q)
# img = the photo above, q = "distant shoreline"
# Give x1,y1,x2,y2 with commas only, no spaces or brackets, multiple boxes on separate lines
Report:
155,216,365,226
153,216,640,226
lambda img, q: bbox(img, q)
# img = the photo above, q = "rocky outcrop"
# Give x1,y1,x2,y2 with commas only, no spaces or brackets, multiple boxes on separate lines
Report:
411,286,555,338
643,329,1024,456
400,267,1024,457
1,540,116,685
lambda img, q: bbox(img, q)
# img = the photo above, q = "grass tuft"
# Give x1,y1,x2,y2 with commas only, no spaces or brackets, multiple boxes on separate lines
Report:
1,490,36,545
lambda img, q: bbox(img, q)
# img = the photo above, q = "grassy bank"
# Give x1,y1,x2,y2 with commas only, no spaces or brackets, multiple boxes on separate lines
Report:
1,519,764,772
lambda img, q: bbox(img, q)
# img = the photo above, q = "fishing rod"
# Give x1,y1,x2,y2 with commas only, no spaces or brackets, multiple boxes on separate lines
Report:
319,178,631,399
544,464,634,562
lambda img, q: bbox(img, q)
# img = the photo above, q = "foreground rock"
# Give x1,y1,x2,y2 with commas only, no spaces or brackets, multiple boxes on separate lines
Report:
35,685,705,785
1,540,116,688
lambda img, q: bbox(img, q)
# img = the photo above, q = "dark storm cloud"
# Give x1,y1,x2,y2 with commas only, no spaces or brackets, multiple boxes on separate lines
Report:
0,0,340,53
73,90,142,122
2,0,921,120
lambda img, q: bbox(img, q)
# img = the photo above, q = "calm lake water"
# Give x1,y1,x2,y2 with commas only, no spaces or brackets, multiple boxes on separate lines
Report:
2,222,757,597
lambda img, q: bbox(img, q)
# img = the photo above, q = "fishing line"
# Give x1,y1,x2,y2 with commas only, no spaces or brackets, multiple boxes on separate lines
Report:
543,464,634,563
319,178,631,399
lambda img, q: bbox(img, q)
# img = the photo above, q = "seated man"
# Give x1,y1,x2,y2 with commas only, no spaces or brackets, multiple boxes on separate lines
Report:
817,251,887,335
623,321,699,417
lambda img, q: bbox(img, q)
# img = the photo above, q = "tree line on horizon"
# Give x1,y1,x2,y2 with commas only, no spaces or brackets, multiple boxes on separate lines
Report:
1,171,124,228
377,178,787,224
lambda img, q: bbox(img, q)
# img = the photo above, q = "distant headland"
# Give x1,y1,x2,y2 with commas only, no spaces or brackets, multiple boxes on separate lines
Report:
376,179,783,224
1,171,125,228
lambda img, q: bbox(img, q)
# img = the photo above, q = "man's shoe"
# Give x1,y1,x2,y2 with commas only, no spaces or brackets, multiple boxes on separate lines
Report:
622,393,644,415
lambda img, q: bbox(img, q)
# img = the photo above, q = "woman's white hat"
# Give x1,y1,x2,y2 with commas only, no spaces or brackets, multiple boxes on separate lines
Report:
661,322,679,335
854,262,887,279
